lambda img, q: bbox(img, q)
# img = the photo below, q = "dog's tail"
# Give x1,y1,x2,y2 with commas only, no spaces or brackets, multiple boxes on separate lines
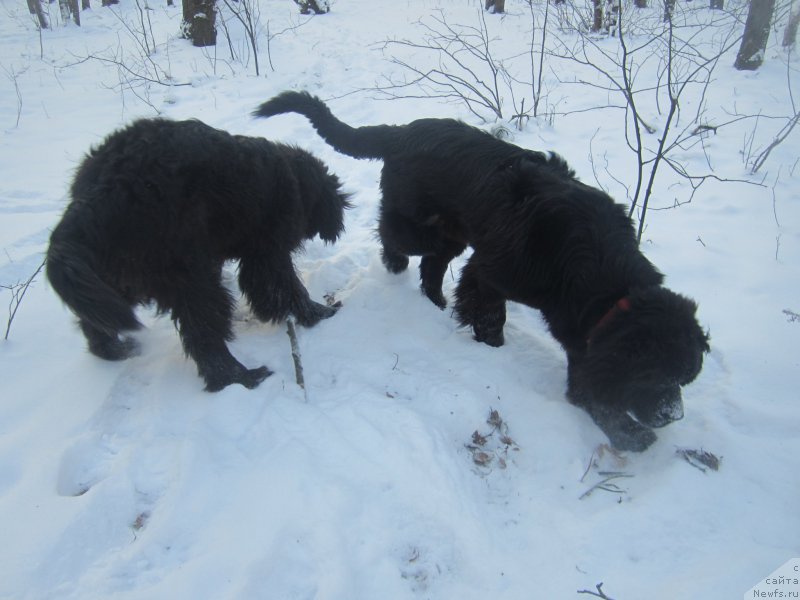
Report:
46,237,142,335
253,91,394,160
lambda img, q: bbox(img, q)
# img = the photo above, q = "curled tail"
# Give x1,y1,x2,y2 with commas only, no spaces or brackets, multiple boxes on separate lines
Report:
46,240,141,335
253,91,394,160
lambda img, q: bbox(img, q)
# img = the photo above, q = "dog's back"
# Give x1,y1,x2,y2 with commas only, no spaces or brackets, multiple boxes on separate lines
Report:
255,91,573,197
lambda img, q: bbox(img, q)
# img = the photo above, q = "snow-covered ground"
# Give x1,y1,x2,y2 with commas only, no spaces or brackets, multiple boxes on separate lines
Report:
1,0,798,598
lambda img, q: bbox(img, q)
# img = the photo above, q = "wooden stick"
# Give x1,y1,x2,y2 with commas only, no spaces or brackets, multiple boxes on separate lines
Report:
286,317,307,401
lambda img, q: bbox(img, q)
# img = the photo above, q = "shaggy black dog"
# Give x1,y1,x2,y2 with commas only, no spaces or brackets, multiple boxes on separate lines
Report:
255,91,710,451
47,118,350,392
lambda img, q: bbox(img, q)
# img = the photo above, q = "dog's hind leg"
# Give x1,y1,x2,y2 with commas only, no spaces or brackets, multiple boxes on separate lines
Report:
378,223,410,275
377,210,426,274
239,252,337,329
453,258,507,347
79,319,141,361
419,239,467,309
378,209,448,275
171,274,271,392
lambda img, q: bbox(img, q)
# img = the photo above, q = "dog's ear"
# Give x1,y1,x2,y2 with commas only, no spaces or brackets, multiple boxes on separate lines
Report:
314,184,351,243
700,328,711,353
504,152,578,201
685,299,711,353
289,149,351,243
671,291,710,353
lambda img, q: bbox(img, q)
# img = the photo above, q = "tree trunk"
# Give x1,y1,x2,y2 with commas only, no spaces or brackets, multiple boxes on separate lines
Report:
59,0,81,24
664,0,676,21
182,0,217,46
592,0,603,31
294,0,328,14
634,0,647,8
734,0,777,70
485,0,506,12
27,0,49,28
709,0,724,8
783,3,800,47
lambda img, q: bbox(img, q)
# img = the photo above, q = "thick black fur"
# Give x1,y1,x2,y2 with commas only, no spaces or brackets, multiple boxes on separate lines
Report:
47,118,350,392
255,91,710,451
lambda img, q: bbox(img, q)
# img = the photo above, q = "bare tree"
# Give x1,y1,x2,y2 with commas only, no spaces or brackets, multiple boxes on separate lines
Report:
747,56,800,173
735,0,777,70
551,2,750,241
527,0,550,119
377,10,508,121
220,0,262,75
3,66,24,128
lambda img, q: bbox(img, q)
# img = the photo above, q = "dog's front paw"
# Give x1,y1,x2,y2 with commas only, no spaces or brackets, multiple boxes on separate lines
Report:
421,284,447,309
294,301,339,328
472,313,505,347
204,364,273,392
239,365,273,389
474,328,504,347
88,335,141,361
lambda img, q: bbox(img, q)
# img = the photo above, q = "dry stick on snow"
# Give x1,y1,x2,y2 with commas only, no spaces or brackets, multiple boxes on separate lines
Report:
579,472,634,500
580,450,597,483
286,317,307,401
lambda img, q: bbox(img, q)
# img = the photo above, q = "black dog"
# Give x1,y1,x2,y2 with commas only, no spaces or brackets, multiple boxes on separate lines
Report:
255,91,710,451
47,118,350,391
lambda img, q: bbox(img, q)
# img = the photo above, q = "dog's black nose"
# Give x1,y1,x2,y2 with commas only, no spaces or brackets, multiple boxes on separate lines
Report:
654,398,684,426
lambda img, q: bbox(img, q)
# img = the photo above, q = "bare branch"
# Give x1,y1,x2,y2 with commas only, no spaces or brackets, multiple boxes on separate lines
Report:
3,258,45,341
578,582,616,600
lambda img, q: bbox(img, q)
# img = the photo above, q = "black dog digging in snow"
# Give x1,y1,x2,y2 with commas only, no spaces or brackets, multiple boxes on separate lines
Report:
255,91,710,451
47,118,350,392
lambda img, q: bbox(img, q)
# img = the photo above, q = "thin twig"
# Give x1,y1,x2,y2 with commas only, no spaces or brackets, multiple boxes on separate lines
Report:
580,450,597,483
579,473,633,500
578,582,616,599
3,258,46,341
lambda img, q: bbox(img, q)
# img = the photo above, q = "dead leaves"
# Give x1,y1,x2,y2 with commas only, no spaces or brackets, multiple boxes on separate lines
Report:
465,409,519,472
676,447,722,473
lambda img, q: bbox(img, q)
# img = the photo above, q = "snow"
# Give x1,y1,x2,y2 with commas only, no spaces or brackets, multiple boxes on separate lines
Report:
1,0,798,598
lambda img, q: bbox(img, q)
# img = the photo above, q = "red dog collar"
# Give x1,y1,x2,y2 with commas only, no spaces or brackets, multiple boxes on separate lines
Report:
587,297,631,343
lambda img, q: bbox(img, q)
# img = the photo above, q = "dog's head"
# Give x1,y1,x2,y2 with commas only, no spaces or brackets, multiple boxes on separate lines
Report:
571,287,710,448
